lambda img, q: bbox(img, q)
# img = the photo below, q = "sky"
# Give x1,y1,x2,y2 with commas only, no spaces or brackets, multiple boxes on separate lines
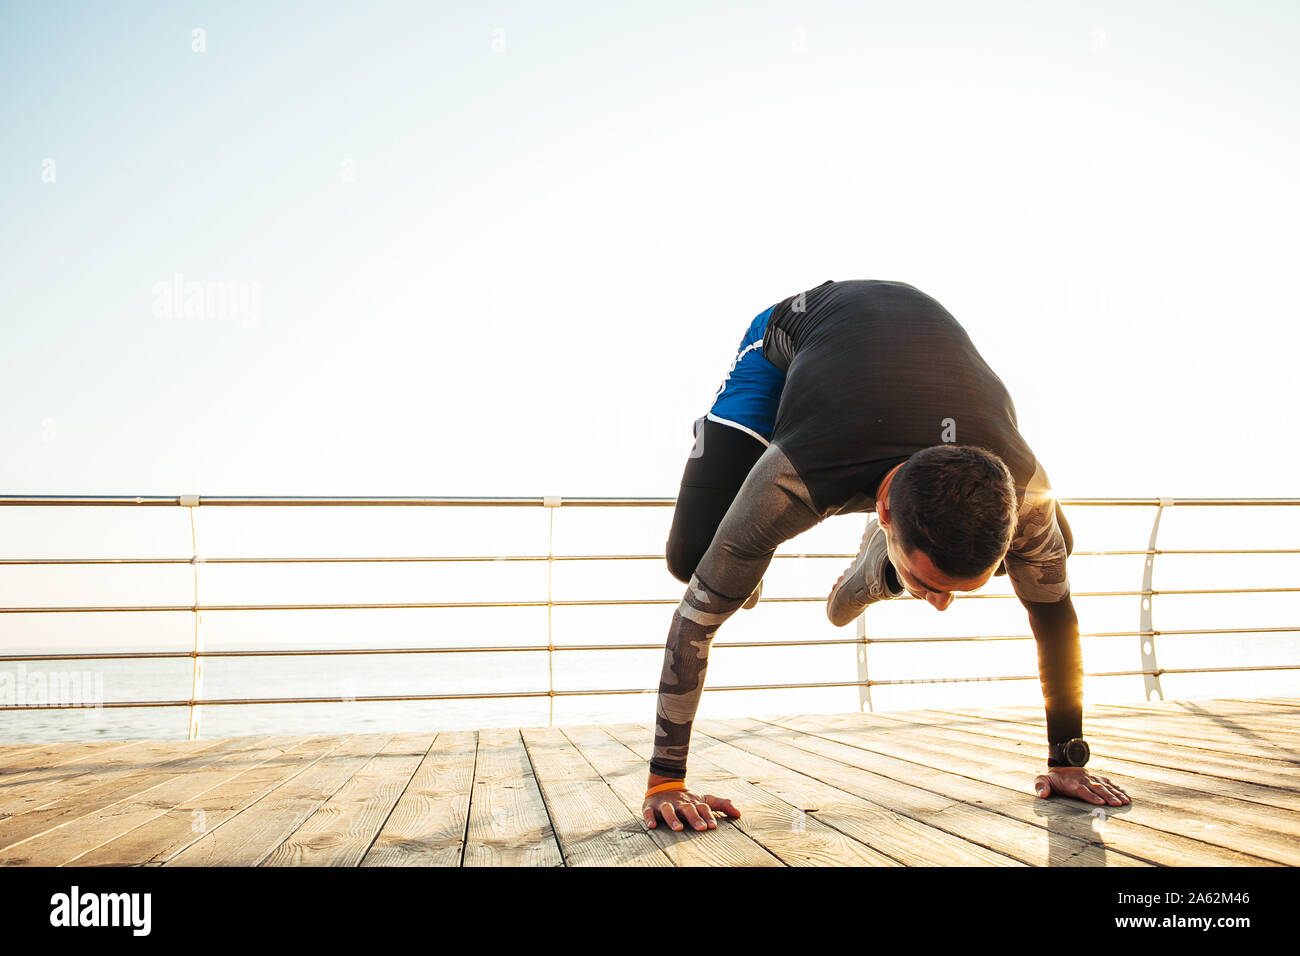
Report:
2,0,1297,499
1,2,1297,730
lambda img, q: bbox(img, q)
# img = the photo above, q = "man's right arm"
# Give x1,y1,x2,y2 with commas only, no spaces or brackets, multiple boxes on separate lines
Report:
643,573,743,830
648,574,723,780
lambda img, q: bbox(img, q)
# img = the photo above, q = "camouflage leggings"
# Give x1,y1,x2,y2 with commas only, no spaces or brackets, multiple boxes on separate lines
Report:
649,438,824,779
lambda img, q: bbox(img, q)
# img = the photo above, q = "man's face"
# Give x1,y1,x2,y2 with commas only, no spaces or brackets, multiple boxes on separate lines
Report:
882,525,998,611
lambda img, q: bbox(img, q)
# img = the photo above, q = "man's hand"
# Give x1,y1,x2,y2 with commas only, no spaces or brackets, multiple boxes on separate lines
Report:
642,786,741,832
1034,767,1130,806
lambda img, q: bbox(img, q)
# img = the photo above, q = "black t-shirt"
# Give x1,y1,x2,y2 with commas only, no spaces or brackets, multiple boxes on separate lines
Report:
759,279,1080,747
761,278,1071,609
762,278,1039,519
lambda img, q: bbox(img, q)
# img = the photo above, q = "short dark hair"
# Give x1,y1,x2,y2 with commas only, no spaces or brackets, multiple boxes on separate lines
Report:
887,445,1017,579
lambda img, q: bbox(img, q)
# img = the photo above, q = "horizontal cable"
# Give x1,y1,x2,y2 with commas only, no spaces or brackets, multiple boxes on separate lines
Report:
7,625,1298,664
6,664,1298,711
3,495,1300,508
7,547,1300,566
0,552,861,566
5,585,1300,614
0,495,678,508
0,637,865,662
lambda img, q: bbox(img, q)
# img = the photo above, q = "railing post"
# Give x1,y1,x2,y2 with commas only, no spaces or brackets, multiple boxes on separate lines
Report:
856,612,873,712
1139,498,1172,701
543,495,562,726
181,494,205,739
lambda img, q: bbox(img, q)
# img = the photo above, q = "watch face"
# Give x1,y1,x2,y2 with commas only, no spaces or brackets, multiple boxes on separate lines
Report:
1064,738,1090,766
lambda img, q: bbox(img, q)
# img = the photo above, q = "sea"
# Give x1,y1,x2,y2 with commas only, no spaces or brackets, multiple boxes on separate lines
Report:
2,499,1296,744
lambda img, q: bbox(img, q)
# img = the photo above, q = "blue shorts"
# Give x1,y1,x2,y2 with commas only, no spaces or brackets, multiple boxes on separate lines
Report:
702,305,786,445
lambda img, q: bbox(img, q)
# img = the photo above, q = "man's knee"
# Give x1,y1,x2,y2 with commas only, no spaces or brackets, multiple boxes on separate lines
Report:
665,481,738,585
677,572,748,623
665,534,703,585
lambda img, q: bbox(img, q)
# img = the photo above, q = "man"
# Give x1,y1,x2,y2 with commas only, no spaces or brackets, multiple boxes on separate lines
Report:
645,279,1130,833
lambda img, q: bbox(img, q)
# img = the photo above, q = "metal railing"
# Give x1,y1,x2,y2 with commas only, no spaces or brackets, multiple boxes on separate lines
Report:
0,495,1297,738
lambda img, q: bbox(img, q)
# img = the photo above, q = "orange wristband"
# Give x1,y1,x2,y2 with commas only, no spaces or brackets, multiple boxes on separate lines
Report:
645,780,687,798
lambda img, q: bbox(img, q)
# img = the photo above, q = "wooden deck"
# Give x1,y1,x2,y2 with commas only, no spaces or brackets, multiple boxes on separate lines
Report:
1,697,1296,866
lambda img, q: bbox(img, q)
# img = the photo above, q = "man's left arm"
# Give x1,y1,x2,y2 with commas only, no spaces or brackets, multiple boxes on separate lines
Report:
1003,469,1130,806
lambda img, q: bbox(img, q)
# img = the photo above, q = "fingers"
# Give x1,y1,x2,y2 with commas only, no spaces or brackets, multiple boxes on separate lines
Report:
1090,784,1119,805
702,794,742,818
660,802,684,832
1073,780,1106,804
643,791,743,832
676,801,709,831
1097,775,1131,804
655,797,704,832
1077,772,1129,806
1074,780,1124,806
693,800,718,829
642,781,746,832
1090,777,1130,806
1035,770,1131,806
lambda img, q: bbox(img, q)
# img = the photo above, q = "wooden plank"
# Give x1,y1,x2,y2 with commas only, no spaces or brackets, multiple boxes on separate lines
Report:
1218,698,1300,712
561,723,782,866
820,710,1300,864
163,734,392,866
520,726,670,867
1036,707,1300,762
262,734,432,867
916,707,1300,808
604,722,900,866
362,731,478,867
990,699,1300,751
698,717,1123,867
1116,698,1300,718
1082,707,1300,754
0,735,266,853
923,707,1300,796
0,738,227,818
461,729,562,867
769,714,1271,866
934,703,1300,763
1092,706,1300,744
4,736,306,866
0,749,45,764
0,741,159,815
1088,705,1300,747
0,738,127,761
658,721,1028,866
1151,708,1300,734
0,739,140,778
70,735,350,866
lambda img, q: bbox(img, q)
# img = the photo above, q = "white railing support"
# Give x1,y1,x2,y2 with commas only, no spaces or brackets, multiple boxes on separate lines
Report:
1138,498,1175,701
183,496,205,739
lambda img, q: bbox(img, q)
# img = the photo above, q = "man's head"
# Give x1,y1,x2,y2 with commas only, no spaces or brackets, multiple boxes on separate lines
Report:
877,444,1018,611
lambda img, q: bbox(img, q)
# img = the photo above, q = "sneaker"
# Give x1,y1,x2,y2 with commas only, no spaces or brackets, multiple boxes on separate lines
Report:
825,518,904,626
742,578,763,610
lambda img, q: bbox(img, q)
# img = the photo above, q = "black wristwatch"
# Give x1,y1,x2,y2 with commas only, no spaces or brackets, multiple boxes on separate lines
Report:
1048,737,1090,768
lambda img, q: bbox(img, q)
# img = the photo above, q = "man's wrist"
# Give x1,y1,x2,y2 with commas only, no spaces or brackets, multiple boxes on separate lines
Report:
1047,737,1090,767
648,755,687,780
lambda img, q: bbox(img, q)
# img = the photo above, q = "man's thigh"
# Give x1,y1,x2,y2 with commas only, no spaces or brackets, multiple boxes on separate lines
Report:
692,440,823,602
665,417,766,583
664,301,786,584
